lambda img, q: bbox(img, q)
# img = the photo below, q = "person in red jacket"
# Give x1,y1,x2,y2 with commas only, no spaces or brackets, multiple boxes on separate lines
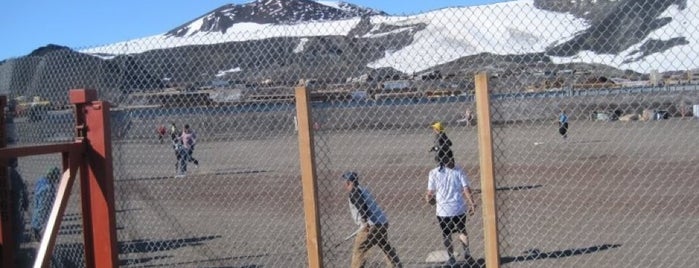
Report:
157,125,166,143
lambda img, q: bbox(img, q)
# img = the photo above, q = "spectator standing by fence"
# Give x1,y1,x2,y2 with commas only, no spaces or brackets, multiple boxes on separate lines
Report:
342,171,402,268
425,159,477,266
31,167,60,241
429,121,454,169
558,110,569,139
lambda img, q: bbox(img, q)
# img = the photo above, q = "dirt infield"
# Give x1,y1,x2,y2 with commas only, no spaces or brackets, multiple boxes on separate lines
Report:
16,117,699,267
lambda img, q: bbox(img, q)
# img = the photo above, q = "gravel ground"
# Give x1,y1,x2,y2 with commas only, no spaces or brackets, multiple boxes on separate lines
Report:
14,116,699,268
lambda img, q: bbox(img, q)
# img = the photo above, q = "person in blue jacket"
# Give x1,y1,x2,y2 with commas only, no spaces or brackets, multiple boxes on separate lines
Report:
558,110,569,139
31,167,61,240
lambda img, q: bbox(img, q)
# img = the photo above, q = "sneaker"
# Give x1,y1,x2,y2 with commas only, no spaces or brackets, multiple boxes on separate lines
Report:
463,254,476,265
175,174,186,178
446,256,457,267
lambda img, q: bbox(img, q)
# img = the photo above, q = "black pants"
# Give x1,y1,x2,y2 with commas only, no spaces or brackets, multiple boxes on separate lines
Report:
559,122,568,136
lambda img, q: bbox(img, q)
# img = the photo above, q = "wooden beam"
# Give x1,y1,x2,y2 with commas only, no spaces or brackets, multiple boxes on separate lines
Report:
474,72,501,268
33,161,80,268
294,83,324,268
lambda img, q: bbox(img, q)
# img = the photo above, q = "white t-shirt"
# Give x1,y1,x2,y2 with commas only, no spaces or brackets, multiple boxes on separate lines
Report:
427,166,470,217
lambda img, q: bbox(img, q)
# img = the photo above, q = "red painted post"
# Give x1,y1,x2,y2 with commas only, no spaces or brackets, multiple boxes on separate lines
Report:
0,95,14,268
69,89,118,268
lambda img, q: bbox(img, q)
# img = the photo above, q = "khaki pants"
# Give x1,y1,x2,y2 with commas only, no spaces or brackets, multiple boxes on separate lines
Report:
351,224,402,268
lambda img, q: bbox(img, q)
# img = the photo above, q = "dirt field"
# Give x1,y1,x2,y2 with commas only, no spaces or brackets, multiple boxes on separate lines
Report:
16,117,699,267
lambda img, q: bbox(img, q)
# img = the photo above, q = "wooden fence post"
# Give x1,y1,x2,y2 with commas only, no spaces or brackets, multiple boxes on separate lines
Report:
475,73,501,268
295,82,324,268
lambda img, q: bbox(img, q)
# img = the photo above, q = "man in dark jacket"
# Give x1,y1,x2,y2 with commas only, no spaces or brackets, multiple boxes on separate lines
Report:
430,121,454,169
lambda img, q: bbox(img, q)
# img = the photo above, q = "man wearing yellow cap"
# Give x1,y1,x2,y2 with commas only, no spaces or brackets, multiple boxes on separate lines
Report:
429,121,454,169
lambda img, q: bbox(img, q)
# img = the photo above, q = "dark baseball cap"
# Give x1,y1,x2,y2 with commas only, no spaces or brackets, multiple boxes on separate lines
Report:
341,171,358,182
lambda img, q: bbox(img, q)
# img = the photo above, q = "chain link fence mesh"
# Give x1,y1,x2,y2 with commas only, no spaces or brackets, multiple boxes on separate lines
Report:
2,0,699,267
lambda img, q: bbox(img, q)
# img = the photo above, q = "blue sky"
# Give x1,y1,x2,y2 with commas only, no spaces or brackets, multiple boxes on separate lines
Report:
0,0,506,60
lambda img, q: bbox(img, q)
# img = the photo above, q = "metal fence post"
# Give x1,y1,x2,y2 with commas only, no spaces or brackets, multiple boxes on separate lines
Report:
0,95,14,268
69,89,119,268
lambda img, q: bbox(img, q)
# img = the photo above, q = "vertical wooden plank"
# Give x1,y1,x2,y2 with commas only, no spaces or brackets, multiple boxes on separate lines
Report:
294,84,324,268
474,72,501,268
33,163,79,268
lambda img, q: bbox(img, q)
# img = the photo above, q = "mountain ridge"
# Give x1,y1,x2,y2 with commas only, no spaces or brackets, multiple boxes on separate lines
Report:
75,0,698,74
2,0,698,105
165,0,386,37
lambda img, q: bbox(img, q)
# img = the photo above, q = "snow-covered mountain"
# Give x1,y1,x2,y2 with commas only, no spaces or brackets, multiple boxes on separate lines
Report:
80,0,699,74
3,0,699,101
165,0,385,37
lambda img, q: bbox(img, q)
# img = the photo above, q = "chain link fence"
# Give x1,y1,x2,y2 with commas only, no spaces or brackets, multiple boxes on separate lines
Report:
2,0,699,267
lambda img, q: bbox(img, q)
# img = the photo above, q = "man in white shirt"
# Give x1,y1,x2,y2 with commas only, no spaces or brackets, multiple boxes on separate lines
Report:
425,160,477,265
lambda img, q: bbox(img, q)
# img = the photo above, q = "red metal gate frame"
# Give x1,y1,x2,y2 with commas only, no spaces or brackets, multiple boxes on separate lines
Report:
0,89,118,268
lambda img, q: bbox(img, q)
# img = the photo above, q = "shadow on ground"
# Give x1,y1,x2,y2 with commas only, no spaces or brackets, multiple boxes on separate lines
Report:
119,169,268,182
118,235,226,266
429,243,621,267
118,235,221,254
473,184,543,194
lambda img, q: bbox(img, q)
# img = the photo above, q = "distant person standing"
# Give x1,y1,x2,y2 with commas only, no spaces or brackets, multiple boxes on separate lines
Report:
558,111,569,139
429,121,454,169
425,159,477,266
342,171,402,268
465,108,473,127
169,122,179,142
31,167,61,241
457,108,474,127
157,125,167,143
173,137,188,178
181,124,199,166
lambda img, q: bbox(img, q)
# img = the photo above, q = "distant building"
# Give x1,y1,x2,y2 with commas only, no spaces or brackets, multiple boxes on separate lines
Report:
379,80,411,91
609,77,651,87
371,80,420,100
346,74,370,84
210,79,230,89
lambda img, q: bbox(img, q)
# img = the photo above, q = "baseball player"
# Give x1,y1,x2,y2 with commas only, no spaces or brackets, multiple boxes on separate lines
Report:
342,171,402,268
425,159,477,266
